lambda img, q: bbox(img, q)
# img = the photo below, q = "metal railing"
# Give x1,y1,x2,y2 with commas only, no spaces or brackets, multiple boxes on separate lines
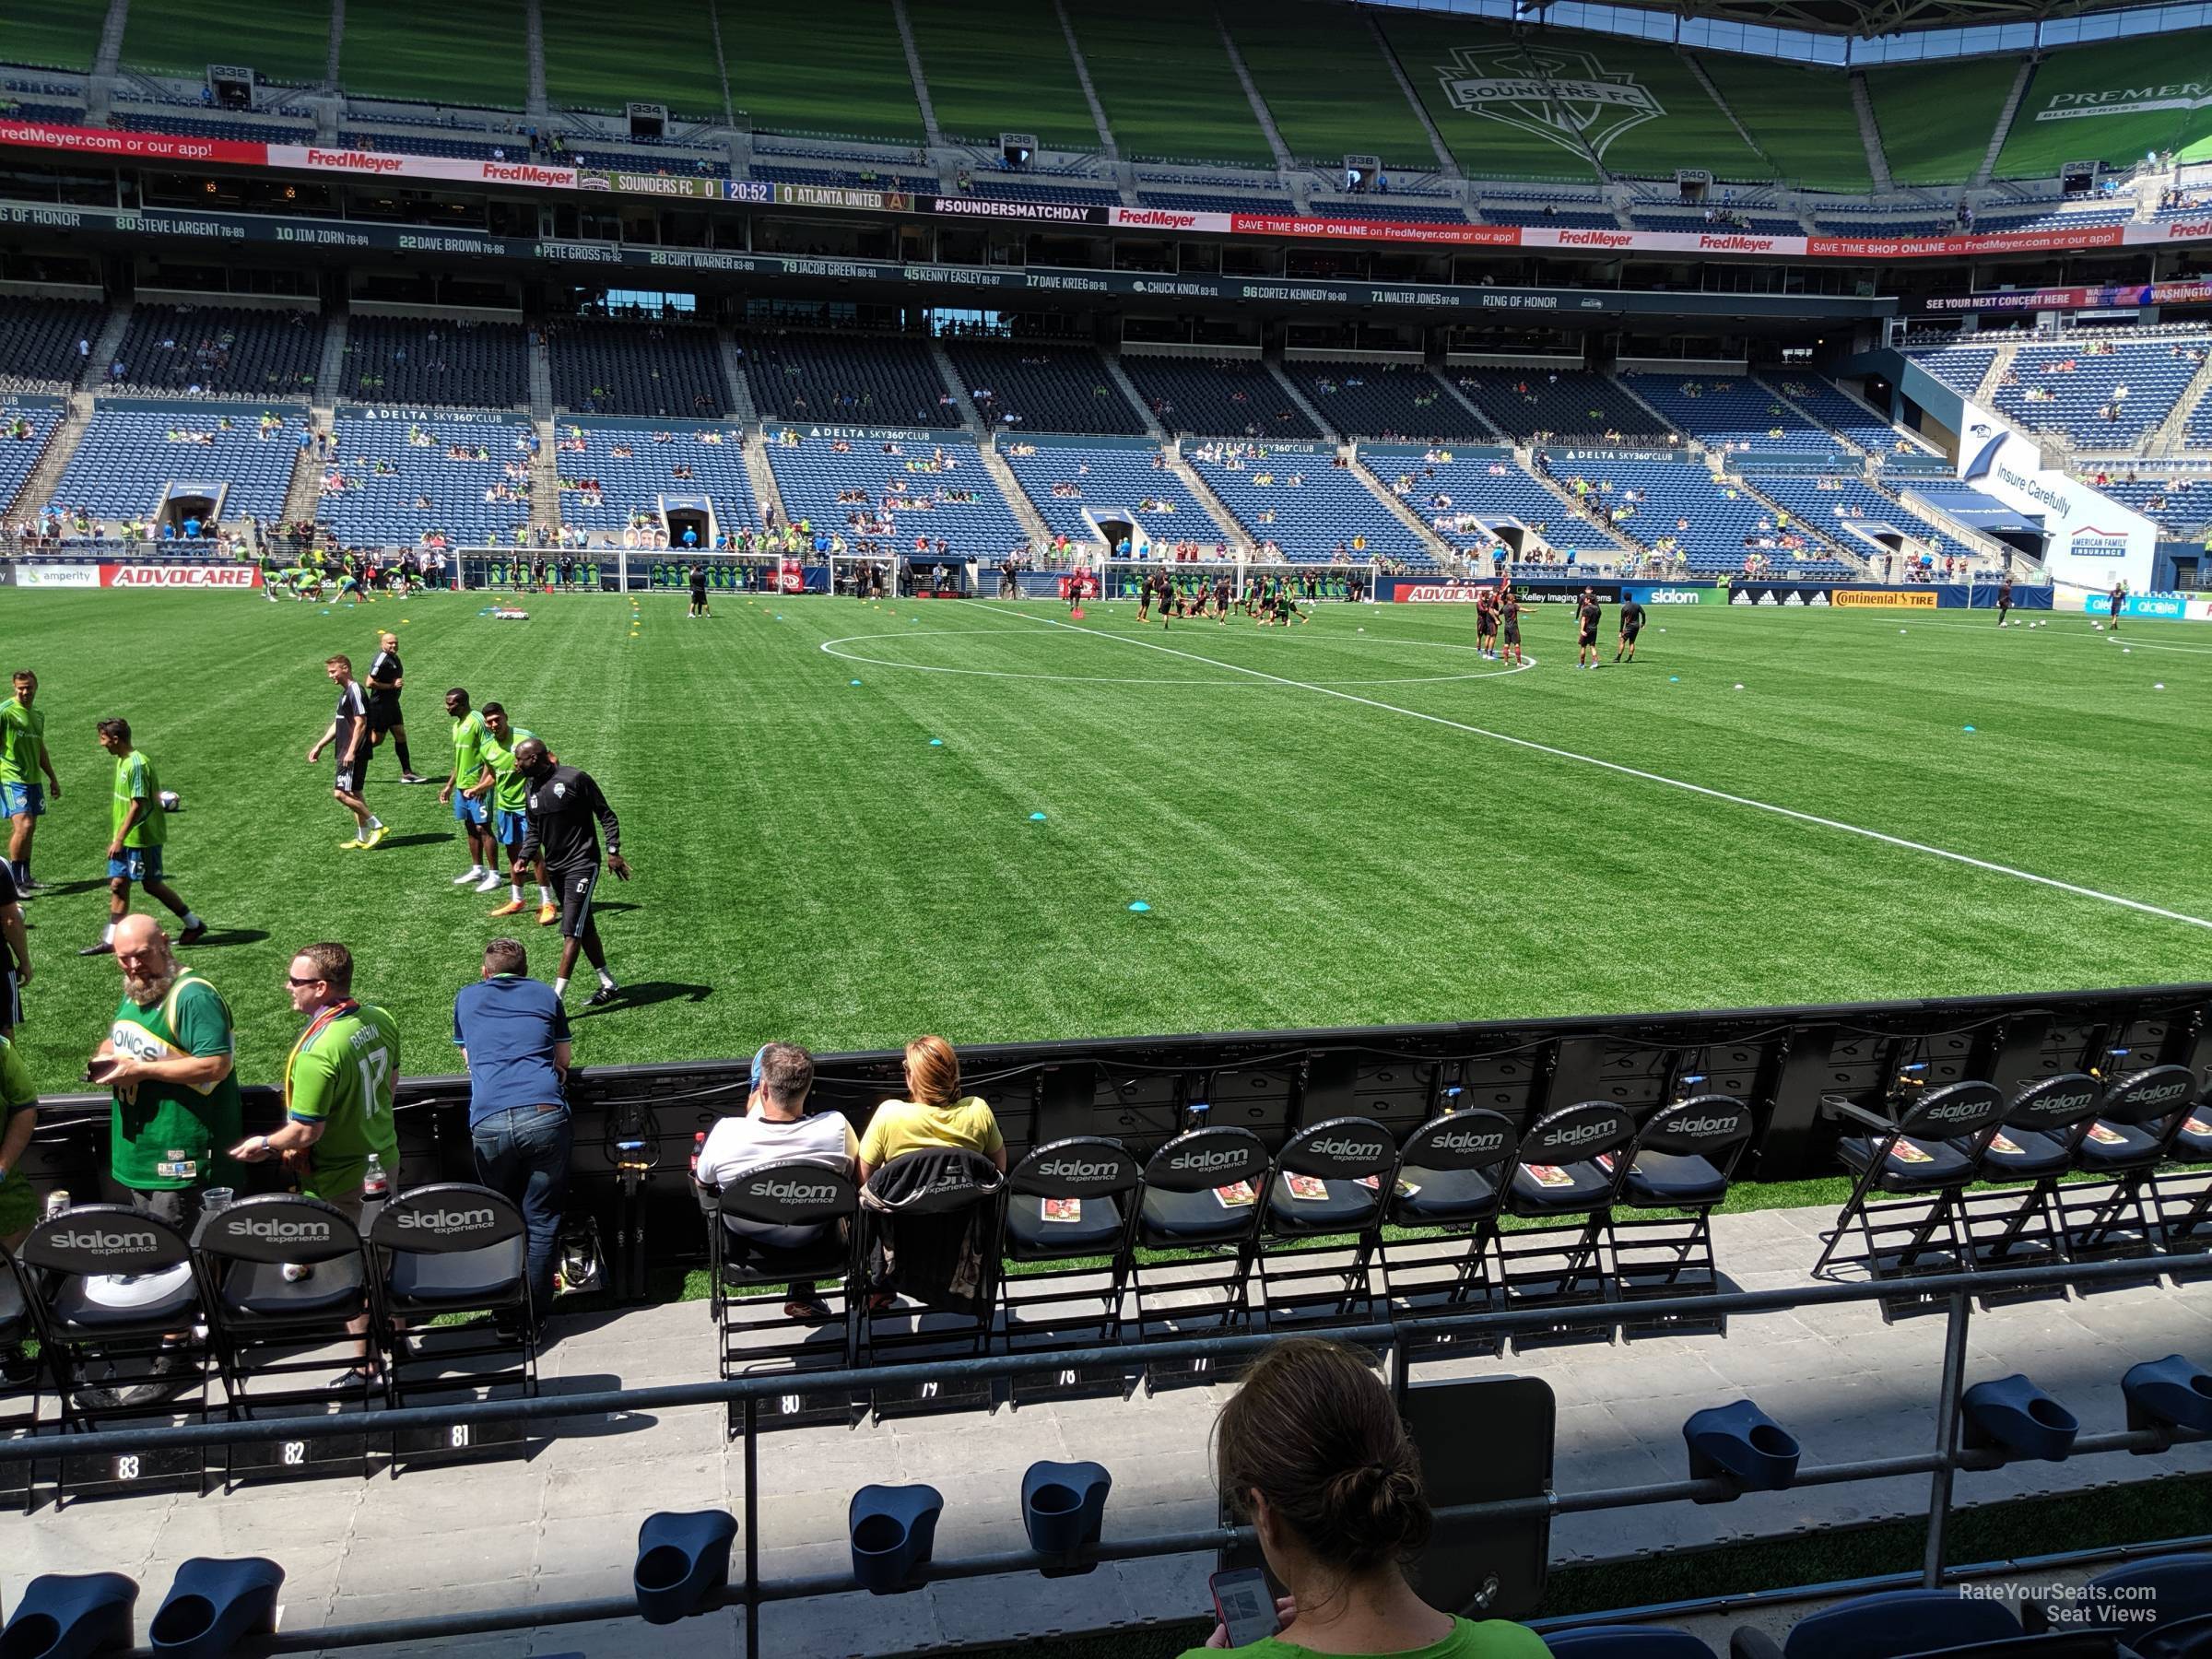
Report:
11,1253,2207,1659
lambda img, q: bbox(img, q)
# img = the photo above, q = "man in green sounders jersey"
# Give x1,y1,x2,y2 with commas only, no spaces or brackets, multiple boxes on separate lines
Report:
228,941,400,1217
84,718,206,957
89,914,240,1226
1,670,62,893
441,688,500,894
480,703,554,924
229,941,400,1383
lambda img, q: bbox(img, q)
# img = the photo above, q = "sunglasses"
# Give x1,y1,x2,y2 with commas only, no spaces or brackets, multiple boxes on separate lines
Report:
286,974,325,986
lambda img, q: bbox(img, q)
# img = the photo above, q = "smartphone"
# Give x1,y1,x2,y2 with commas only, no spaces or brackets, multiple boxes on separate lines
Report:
1210,1568,1280,1648
85,1055,120,1085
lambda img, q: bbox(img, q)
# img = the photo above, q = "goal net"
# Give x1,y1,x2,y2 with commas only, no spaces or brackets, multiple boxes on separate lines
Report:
1096,559,1378,606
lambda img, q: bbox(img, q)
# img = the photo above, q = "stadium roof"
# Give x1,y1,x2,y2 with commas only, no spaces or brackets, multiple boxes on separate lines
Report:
1516,0,2168,35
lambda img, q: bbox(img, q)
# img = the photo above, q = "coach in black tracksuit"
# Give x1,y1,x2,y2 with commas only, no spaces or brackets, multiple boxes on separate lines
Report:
514,737,630,1006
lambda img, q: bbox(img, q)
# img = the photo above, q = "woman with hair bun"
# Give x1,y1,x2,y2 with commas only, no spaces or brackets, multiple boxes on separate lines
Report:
1188,1337,1548,1656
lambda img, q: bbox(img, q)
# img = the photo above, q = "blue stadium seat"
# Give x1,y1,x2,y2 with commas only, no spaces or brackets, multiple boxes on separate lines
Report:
0,295,108,390
1119,356,1321,441
996,441,1219,552
763,429,1027,561
1185,441,1433,568
552,419,759,543
53,405,303,529
112,304,320,399
1990,337,2208,447
322,410,535,547
1282,360,1490,441
547,319,727,418
340,315,527,410
1622,373,1839,455
740,331,961,429
942,341,1148,435
1450,370,1668,448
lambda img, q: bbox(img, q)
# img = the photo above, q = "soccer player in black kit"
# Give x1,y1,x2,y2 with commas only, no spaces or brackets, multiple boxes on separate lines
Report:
688,562,710,618
1614,596,1646,663
1499,589,1523,665
365,630,429,783
1577,590,1603,669
1995,574,2013,627
513,736,630,1005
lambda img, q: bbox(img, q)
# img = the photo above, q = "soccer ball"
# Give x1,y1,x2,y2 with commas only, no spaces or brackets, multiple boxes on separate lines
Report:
158,790,182,811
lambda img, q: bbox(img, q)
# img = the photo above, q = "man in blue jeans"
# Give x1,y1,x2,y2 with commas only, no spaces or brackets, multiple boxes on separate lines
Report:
453,936,571,1328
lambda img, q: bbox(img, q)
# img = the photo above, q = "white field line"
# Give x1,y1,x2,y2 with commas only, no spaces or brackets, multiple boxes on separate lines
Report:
970,602,2212,934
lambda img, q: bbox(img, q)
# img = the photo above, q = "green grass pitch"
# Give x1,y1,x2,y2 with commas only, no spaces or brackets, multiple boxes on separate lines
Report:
4,589,2206,1100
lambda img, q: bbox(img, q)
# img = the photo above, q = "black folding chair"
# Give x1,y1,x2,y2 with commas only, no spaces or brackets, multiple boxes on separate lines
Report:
1499,1102,1639,1342
2148,1086,2212,1262
194,1194,377,1484
999,1137,1142,1403
0,1238,40,1437
1608,1093,1754,1334
1255,1117,1396,1330
1127,1126,1271,1382
1949,1074,2103,1275
859,1149,1005,1417
1810,1080,2007,1288
702,1159,860,1433
19,1204,208,1435
1374,1109,1517,1353
2052,1065,2199,1262
367,1184,535,1463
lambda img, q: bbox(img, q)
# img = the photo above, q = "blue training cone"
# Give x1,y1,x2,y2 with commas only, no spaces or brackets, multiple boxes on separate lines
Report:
1030,812,1046,821
850,679,862,687
928,738,943,747
1963,725,1976,733
1128,900,1150,913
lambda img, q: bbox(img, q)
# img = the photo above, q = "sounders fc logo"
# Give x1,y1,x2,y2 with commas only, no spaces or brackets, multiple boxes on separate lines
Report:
1437,45,1664,162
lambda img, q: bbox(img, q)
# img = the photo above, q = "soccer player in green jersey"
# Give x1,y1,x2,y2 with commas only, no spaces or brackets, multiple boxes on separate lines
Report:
480,703,554,924
229,940,401,1385
441,688,500,894
83,719,206,956
1,671,61,894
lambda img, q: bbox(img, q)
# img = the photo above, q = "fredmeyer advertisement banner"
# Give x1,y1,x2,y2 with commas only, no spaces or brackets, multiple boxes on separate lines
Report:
1954,399,2158,594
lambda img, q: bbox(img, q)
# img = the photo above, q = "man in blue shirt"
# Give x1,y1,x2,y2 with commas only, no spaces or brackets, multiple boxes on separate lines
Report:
453,936,572,1324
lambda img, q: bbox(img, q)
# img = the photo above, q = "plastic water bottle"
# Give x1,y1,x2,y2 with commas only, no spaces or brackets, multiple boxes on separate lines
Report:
43,1190,68,1220
362,1153,388,1199
688,1132,706,1180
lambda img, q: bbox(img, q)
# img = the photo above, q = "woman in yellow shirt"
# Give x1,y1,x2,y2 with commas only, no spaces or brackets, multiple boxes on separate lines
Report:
854,1034,1007,1185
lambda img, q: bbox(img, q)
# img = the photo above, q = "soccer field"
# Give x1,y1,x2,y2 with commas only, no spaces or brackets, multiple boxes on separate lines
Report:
5,588,2206,1095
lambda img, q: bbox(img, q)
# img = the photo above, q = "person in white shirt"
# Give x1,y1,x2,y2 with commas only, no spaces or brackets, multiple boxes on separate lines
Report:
695,1041,856,1323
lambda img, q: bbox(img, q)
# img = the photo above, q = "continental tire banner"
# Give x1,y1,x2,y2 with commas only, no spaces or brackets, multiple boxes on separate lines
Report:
1830,587,1937,608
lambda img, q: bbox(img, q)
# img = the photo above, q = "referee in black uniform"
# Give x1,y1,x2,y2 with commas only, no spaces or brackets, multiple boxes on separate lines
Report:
365,631,429,783
513,736,630,1006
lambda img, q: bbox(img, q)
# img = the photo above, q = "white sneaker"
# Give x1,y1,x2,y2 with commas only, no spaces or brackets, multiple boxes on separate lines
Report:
474,870,502,893
453,867,483,886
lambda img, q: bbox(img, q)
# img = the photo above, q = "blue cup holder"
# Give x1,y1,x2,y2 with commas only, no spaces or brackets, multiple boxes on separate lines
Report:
1962,1374,2078,1462
633,1510,738,1625
1021,1460,1112,1570
1684,1400,1801,1501
850,1484,943,1595
0,1573,139,1659
149,1558,284,1657
2124,1355,2212,1447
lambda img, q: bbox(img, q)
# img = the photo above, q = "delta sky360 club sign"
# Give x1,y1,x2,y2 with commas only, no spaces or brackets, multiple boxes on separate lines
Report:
1438,46,1665,164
